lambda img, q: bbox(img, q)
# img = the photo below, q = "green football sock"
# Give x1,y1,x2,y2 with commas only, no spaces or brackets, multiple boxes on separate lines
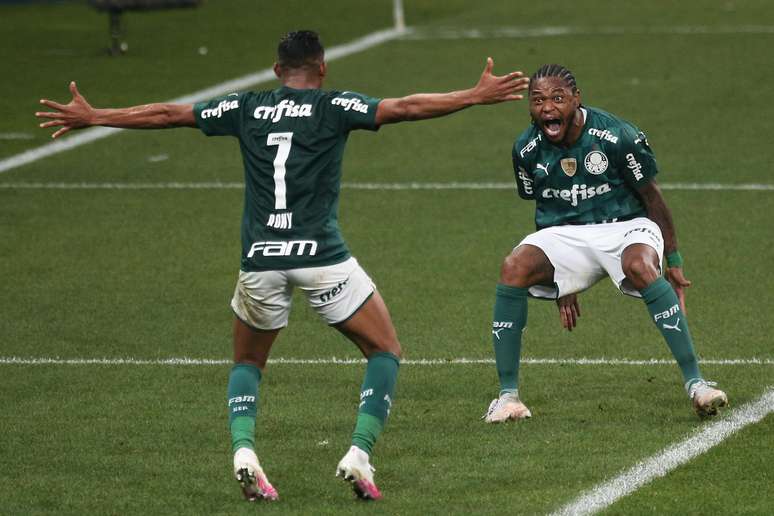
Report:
227,363,261,453
492,284,529,394
351,351,399,455
640,277,702,388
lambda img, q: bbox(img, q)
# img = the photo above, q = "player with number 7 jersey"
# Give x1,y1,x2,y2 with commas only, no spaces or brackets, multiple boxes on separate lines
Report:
36,30,529,502
195,87,381,271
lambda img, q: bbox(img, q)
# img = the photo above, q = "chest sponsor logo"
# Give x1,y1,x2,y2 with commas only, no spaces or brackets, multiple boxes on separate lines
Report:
201,99,239,119
247,240,318,258
519,133,542,158
253,100,313,123
588,127,619,144
625,152,644,181
542,183,612,207
331,96,369,113
584,150,608,175
560,158,577,177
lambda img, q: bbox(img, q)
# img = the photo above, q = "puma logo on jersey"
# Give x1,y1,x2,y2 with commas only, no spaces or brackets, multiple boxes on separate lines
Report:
200,99,239,119
662,318,682,332
331,96,369,113
253,100,313,123
535,162,550,176
267,212,293,230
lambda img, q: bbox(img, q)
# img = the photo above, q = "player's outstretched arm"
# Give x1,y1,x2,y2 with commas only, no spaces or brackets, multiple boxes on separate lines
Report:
375,57,529,125
36,81,196,139
638,180,692,309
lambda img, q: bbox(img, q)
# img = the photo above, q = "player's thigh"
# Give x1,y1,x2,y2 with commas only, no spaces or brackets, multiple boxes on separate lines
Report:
519,226,606,298
593,218,664,297
289,257,399,357
231,269,293,331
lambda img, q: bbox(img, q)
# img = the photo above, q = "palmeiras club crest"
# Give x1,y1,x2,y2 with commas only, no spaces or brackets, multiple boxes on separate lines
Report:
584,150,608,175
560,158,577,177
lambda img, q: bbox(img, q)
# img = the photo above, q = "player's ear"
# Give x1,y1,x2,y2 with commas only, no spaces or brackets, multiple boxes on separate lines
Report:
319,61,327,79
273,62,282,79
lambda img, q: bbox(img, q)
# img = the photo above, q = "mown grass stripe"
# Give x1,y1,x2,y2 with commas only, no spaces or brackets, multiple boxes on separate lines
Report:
550,387,774,516
0,181,772,191
0,356,771,366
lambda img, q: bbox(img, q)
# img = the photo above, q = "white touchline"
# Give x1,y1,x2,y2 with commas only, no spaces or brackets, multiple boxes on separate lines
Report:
0,181,772,191
0,356,771,366
0,27,405,176
550,387,774,516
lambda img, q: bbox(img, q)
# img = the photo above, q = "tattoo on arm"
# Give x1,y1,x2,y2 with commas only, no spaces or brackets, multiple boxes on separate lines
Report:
638,181,678,254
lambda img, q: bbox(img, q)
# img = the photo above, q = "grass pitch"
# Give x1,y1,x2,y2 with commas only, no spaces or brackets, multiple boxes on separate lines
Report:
2,1,774,514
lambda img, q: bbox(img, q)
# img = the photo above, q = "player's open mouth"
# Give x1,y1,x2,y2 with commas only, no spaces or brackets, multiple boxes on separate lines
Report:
543,118,563,138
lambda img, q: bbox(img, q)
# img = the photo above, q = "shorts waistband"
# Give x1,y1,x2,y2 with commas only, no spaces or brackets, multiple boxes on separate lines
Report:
561,213,640,226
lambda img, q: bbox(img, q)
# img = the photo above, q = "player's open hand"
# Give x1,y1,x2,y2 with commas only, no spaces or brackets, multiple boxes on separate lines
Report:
556,293,581,331
666,266,691,313
36,81,95,139
472,57,530,105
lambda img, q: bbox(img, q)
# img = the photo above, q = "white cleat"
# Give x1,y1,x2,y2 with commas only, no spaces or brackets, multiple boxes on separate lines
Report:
688,380,729,418
335,445,383,500
483,391,532,423
233,447,278,501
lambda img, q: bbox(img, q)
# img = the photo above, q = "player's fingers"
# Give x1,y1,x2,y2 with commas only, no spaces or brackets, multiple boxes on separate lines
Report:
502,94,525,101
35,111,63,119
483,56,494,75
39,98,65,110
51,126,71,139
676,287,687,314
574,298,581,318
69,81,79,97
39,120,64,128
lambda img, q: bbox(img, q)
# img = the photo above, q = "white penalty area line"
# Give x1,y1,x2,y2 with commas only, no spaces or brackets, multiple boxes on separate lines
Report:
0,181,772,192
403,25,774,41
0,357,771,366
0,27,405,176
551,386,774,516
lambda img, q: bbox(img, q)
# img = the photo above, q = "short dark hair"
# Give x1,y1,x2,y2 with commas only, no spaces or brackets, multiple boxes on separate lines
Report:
529,64,578,93
277,30,324,69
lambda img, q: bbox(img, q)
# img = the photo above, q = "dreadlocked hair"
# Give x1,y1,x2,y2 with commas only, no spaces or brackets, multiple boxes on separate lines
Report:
529,64,578,93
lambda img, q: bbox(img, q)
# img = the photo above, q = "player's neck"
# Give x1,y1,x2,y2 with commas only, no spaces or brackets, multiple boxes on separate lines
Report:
281,73,323,90
561,107,585,147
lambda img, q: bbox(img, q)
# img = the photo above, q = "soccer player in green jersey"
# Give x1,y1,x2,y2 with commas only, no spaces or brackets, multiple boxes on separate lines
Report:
483,64,728,424
37,31,529,501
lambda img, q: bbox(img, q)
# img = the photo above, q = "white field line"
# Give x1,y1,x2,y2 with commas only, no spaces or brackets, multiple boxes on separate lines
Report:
0,181,772,192
0,27,404,176
550,386,774,516
0,356,772,366
403,25,774,40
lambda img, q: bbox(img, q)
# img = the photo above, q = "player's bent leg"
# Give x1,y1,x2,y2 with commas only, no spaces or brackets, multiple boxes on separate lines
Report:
334,291,400,500
229,318,281,500
486,245,553,423
623,245,728,417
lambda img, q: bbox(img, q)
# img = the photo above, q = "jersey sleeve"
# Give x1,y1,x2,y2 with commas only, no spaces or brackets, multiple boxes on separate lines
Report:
513,140,535,200
193,93,246,136
328,91,381,132
618,124,658,188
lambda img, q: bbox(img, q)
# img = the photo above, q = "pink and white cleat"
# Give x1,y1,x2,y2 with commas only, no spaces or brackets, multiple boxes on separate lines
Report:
688,380,729,418
335,445,383,500
233,447,278,501
483,391,532,423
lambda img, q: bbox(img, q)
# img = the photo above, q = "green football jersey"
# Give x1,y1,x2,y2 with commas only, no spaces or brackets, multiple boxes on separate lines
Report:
513,106,657,229
194,86,381,271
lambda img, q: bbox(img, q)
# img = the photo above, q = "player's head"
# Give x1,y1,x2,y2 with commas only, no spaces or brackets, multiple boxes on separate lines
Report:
528,64,581,145
275,30,326,80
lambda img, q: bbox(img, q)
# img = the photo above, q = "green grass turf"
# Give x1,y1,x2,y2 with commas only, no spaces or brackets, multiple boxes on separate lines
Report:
2,0,774,514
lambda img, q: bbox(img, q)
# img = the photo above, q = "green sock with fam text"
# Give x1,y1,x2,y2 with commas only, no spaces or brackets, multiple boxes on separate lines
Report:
227,363,261,453
641,277,702,388
492,284,529,394
351,352,400,455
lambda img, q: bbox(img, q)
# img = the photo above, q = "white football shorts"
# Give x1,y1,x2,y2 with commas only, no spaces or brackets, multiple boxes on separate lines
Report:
518,217,664,299
230,257,375,330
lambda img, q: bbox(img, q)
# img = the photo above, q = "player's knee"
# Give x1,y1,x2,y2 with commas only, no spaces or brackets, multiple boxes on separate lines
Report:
370,338,402,359
500,253,536,287
623,255,659,288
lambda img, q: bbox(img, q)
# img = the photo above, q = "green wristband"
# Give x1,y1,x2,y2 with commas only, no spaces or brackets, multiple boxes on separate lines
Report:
666,250,683,268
